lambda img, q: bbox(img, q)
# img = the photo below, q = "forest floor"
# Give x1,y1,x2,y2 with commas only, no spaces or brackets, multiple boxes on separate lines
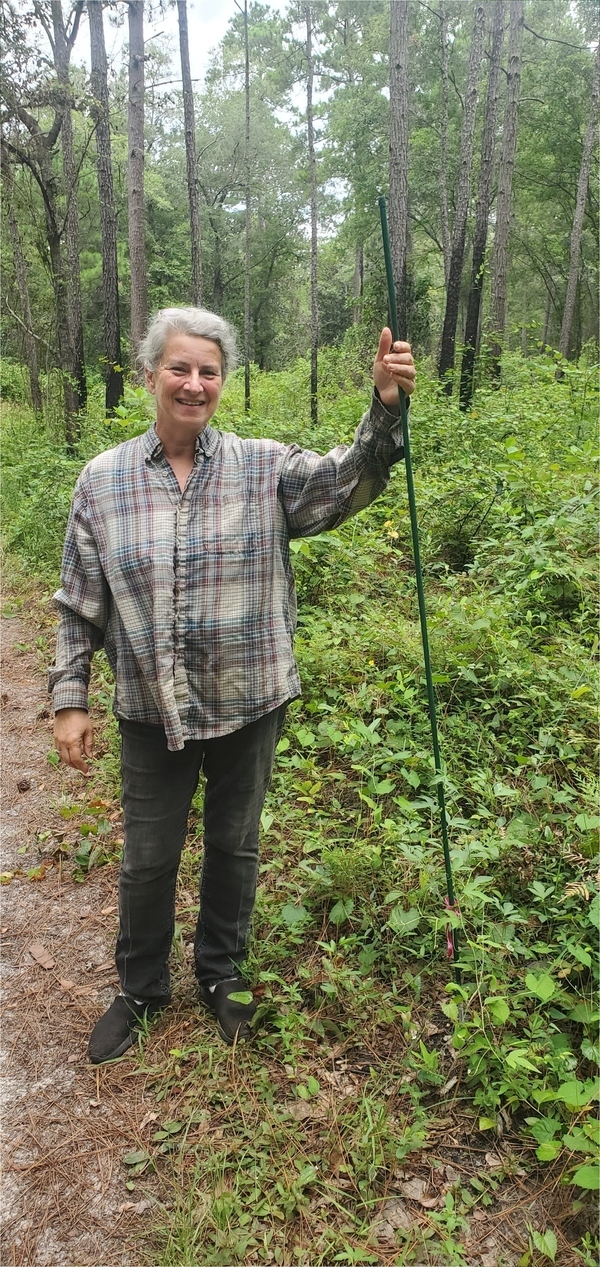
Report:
0,592,590,1267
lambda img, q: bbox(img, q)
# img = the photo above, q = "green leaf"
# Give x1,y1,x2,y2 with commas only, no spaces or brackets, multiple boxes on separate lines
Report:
485,996,510,1025
281,903,309,928
122,1150,149,1166
554,1079,598,1108
570,1163,600,1190
227,990,254,1005
536,1141,562,1161
528,1116,562,1144
525,973,555,1002
47,750,59,767
588,895,600,931
574,814,600,832
478,1116,496,1131
531,1228,557,1262
505,1050,538,1072
329,898,354,925
387,906,420,934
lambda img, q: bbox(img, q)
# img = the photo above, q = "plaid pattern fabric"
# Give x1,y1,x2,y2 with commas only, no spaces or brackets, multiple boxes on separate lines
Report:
49,392,404,750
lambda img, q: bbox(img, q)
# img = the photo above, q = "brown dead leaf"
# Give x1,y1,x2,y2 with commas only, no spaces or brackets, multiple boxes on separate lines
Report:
139,1112,159,1131
485,1152,503,1169
117,1200,152,1215
67,1054,79,1064
28,941,55,970
89,1099,101,1109
93,961,115,974
17,777,31,792
59,978,75,991
399,1177,427,1202
101,905,117,916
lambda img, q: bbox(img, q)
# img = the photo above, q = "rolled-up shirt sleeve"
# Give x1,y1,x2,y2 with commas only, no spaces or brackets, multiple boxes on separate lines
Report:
277,390,406,538
48,476,109,713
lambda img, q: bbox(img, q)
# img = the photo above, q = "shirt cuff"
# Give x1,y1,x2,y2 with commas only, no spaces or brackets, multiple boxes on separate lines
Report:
51,681,90,714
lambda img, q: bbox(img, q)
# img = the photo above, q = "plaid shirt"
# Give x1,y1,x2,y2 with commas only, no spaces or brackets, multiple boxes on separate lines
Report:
49,392,404,750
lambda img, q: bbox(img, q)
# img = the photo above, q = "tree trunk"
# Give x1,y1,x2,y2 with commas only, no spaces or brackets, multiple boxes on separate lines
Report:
243,0,251,413
89,0,124,413
389,0,410,339
459,0,505,411
489,0,524,375
559,42,600,359
438,0,451,286
1,144,43,412
51,0,86,409
353,242,364,324
127,0,148,358
305,4,318,425
177,0,202,308
437,2,486,391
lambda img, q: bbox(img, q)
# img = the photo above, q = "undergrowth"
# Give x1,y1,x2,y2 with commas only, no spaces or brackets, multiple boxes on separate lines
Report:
1,348,598,1265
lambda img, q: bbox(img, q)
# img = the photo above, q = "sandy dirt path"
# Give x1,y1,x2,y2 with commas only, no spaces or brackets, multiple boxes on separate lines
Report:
1,613,164,1267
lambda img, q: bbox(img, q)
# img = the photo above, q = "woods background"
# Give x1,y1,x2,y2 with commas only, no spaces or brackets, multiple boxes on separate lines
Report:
1,0,598,437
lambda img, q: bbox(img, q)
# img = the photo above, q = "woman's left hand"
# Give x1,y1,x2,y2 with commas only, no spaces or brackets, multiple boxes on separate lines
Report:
373,327,416,409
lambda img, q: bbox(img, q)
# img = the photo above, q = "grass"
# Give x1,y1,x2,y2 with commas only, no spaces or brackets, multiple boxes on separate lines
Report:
1,346,598,1264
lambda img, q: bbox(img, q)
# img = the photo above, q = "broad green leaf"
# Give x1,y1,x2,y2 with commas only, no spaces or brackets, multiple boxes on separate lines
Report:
525,973,555,1002
479,1117,496,1131
527,1116,562,1144
506,1050,538,1072
387,906,420,934
554,1079,598,1108
122,1150,149,1166
531,1228,557,1262
485,996,510,1025
281,903,309,928
574,814,600,832
570,1163,600,1190
228,990,254,1005
306,1076,320,1096
329,898,354,925
536,1141,562,1161
588,895,600,931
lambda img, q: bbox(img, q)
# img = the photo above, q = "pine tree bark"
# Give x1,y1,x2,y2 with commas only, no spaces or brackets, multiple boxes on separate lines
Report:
127,0,148,357
389,0,410,339
353,243,364,324
51,0,86,409
459,0,505,411
243,0,251,412
89,0,124,412
438,0,451,286
305,4,318,425
559,42,600,359
1,143,43,412
437,2,485,391
177,0,202,308
489,0,524,374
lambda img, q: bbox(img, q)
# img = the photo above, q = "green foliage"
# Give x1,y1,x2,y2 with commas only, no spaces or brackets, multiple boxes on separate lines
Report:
2,347,598,1263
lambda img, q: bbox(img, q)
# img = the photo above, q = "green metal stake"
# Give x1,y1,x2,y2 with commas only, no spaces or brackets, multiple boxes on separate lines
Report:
378,196,460,981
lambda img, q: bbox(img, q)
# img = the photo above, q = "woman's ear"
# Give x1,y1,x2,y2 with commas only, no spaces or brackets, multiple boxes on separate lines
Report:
145,367,156,395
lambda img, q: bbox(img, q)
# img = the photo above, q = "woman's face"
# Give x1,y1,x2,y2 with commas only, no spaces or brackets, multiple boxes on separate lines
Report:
146,333,224,435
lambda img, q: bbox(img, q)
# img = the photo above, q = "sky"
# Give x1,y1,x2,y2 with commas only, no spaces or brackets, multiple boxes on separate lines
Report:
75,0,290,88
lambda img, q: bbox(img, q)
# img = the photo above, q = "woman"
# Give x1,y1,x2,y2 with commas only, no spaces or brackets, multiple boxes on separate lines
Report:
50,307,416,1062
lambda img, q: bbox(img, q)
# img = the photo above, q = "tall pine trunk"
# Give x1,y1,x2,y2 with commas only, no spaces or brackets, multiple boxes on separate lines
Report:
389,0,410,339
559,43,600,358
89,0,124,413
489,0,524,375
459,0,505,411
1,143,43,412
243,0,251,413
437,2,485,391
177,0,202,307
353,243,364,324
438,0,451,286
305,4,318,425
127,0,148,357
51,0,86,409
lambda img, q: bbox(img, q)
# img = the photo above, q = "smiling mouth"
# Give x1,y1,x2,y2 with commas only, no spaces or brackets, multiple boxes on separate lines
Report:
176,399,204,407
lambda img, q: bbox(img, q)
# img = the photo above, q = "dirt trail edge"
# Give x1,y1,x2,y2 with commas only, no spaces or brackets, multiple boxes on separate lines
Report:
1,614,163,1267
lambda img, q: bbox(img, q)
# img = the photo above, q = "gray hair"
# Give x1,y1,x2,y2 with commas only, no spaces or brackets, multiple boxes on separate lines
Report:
138,307,238,379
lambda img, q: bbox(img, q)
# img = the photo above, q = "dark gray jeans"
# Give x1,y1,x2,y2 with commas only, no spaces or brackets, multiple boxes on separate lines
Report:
115,705,287,1002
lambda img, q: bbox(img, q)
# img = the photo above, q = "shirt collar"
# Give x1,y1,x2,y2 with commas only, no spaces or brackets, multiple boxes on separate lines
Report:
141,423,219,463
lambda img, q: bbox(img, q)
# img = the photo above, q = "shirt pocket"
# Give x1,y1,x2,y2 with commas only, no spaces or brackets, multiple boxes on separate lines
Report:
197,496,259,556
